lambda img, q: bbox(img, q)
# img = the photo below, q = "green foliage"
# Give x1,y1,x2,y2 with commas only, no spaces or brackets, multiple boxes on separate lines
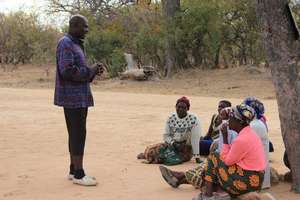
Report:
173,0,223,68
85,23,126,77
84,3,165,76
1,0,266,74
119,4,165,68
0,11,60,65
86,29,124,62
108,49,127,78
220,0,262,65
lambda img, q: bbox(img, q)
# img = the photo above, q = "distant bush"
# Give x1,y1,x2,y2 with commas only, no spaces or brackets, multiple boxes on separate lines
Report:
0,11,61,65
108,49,127,78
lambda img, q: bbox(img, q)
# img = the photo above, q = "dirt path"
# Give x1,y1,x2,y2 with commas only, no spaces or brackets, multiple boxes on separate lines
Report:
0,88,298,200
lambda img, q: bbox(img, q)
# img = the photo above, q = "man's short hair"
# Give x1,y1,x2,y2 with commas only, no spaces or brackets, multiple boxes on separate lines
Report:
69,14,87,27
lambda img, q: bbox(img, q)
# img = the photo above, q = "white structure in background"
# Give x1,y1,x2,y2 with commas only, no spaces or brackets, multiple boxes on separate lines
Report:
124,53,137,71
120,53,155,81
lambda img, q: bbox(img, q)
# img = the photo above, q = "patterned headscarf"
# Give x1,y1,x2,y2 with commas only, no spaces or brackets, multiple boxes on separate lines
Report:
176,96,190,110
231,104,255,125
242,97,265,119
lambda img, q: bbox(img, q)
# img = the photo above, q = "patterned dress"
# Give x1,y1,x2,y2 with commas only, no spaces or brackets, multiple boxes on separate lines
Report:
186,126,265,196
185,152,264,196
204,152,264,196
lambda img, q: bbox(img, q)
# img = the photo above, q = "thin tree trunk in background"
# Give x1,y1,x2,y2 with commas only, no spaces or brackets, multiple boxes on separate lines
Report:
162,0,180,77
256,0,300,192
214,44,222,69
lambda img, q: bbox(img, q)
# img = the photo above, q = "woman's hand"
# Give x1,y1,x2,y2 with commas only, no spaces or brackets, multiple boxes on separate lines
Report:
209,140,219,153
220,108,231,120
221,122,229,144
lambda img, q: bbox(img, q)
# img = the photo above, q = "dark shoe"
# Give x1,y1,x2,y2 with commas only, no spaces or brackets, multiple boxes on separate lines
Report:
159,165,179,188
137,153,146,159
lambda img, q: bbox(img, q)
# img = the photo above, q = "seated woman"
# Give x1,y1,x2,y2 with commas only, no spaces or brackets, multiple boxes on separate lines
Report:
200,100,231,156
243,97,274,152
193,104,266,199
243,97,271,189
137,96,202,164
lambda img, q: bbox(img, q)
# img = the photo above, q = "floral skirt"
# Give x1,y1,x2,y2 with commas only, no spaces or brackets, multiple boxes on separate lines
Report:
204,152,265,196
143,142,192,164
185,162,206,188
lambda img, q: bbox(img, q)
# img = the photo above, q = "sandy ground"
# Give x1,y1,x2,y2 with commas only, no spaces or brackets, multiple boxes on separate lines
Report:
0,86,299,200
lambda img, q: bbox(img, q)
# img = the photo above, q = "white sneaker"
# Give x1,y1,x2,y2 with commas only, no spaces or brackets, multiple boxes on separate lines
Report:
68,174,74,180
73,175,98,186
68,174,96,181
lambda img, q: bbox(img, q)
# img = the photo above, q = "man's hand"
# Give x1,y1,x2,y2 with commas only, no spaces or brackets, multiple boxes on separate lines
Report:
91,63,105,76
96,63,105,75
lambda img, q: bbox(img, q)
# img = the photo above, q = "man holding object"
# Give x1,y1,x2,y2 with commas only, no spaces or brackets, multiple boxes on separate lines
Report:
54,14,104,186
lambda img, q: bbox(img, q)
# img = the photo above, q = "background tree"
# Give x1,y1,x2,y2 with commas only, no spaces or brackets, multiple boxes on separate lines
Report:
0,11,60,70
161,0,180,77
47,0,135,18
256,0,300,192
0,0,270,77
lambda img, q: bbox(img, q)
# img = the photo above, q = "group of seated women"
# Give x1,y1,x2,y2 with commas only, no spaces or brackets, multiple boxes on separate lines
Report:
137,96,274,199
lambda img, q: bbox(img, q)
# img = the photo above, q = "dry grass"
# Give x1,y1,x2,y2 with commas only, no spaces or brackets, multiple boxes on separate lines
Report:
0,64,276,100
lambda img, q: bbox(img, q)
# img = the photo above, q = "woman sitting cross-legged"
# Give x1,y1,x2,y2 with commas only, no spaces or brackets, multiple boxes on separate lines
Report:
193,104,266,200
137,96,202,165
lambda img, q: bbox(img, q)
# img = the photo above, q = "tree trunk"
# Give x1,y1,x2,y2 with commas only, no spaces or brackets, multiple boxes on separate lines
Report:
256,0,300,192
214,43,222,69
192,45,203,67
162,0,180,77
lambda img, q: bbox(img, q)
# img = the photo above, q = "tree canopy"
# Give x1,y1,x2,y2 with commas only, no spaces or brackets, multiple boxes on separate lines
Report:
1,0,300,76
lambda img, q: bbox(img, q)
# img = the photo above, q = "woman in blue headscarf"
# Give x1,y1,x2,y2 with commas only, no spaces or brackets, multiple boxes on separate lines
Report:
243,97,272,189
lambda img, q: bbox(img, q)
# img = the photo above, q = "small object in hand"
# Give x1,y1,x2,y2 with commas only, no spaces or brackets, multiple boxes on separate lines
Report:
209,141,218,153
96,63,105,75
221,122,228,135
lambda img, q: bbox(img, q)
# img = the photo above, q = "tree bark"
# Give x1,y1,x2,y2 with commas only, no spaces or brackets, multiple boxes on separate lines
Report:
162,0,180,77
256,0,300,193
214,43,222,69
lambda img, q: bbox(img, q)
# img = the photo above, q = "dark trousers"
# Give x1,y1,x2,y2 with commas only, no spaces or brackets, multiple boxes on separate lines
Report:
199,139,213,156
64,107,88,156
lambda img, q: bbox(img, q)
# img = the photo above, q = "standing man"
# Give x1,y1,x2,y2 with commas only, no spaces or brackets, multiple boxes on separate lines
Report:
54,14,103,186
